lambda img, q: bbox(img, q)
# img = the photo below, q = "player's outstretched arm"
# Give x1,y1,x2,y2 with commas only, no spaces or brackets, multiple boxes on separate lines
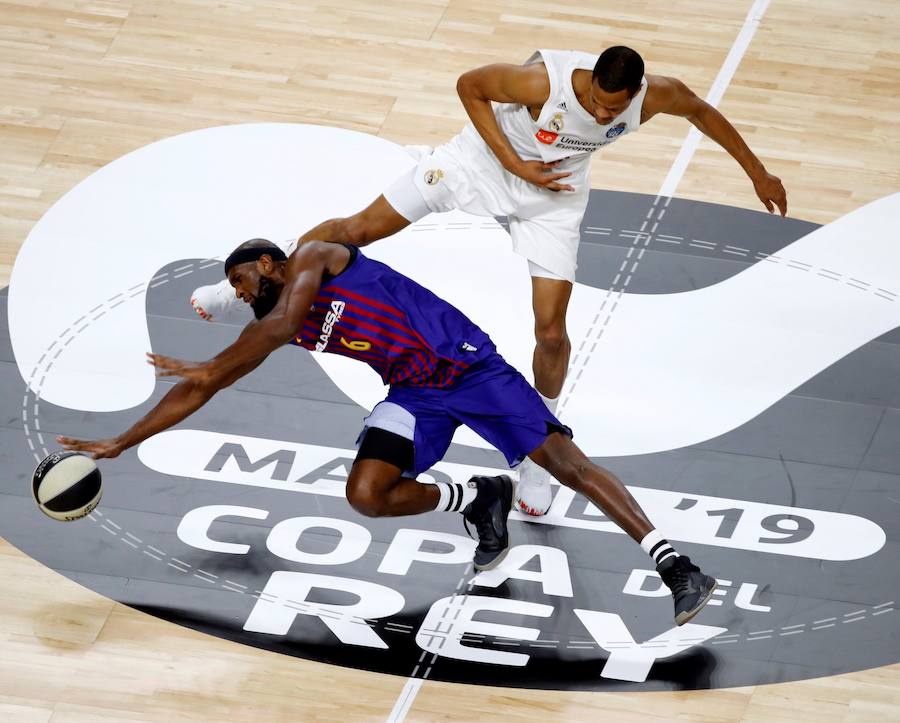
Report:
457,63,574,192
645,75,788,216
57,335,269,460
58,243,337,460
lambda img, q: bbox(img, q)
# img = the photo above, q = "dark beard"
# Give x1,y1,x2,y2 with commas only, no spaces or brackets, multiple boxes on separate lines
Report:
251,276,283,319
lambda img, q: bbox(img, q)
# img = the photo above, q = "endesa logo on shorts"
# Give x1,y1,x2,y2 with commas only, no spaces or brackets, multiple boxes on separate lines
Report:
535,129,558,145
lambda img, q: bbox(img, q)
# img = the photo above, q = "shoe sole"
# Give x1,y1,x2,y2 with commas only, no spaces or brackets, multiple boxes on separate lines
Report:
473,476,515,571
473,545,511,571
515,497,549,516
675,578,718,626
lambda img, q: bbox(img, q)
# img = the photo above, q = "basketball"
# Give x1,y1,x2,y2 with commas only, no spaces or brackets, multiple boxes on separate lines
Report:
31,451,102,521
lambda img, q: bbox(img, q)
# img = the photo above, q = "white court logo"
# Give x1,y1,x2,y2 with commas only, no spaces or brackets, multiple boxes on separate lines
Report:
6,124,899,691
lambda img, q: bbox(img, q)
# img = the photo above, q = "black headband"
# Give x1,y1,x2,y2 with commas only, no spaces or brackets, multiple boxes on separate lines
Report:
224,246,288,274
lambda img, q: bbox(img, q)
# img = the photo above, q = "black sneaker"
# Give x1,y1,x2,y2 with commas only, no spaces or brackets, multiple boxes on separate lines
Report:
656,555,717,626
462,475,514,571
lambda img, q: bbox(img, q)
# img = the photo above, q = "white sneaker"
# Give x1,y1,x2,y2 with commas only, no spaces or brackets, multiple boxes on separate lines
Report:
515,457,553,516
190,279,244,322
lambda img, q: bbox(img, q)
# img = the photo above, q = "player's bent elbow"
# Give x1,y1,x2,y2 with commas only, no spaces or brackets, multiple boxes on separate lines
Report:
456,71,472,97
456,71,483,102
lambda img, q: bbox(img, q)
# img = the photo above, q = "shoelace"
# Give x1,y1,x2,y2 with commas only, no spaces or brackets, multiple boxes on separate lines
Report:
463,507,496,547
668,564,692,597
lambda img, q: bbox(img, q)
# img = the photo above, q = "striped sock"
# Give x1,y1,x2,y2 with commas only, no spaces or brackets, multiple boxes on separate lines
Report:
430,481,478,513
640,529,679,566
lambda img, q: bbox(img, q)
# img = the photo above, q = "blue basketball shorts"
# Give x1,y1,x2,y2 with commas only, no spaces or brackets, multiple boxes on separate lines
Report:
358,352,572,476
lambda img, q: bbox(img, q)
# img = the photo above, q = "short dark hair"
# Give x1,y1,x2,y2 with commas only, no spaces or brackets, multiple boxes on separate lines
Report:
231,237,278,254
592,46,644,95
224,238,286,275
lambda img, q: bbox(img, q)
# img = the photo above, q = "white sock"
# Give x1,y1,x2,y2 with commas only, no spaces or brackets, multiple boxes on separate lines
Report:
429,481,478,512
640,529,679,566
538,392,559,415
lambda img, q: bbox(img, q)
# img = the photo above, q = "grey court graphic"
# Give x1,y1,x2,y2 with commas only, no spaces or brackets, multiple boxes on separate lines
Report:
2,189,898,692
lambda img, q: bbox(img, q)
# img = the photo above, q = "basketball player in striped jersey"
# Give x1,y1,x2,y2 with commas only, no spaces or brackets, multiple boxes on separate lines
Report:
190,46,788,518
60,238,717,626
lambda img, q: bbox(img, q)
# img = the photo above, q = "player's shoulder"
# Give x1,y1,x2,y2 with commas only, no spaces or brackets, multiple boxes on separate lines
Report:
645,74,694,98
642,75,691,116
289,240,351,274
507,60,551,91
644,74,677,96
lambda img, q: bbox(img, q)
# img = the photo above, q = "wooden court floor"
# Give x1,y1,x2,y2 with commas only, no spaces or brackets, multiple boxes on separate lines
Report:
1,1,899,720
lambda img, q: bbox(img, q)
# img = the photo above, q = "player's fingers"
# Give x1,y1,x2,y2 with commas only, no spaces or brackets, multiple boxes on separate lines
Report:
777,191,788,217
147,353,184,374
763,197,774,213
543,171,572,183
57,436,87,450
547,182,576,192
146,352,167,368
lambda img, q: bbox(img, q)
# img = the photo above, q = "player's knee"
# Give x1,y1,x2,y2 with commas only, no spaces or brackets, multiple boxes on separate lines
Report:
535,323,568,354
346,479,387,517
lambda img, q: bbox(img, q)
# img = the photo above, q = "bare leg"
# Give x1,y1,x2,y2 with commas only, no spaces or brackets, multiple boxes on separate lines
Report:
345,458,439,517
530,433,718,625
530,277,573,398
297,194,412,248
528,432,653,541
191,195,416,322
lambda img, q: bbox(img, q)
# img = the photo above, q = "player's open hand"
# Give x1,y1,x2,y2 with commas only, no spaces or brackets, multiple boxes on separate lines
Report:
514,159,575,192
147,352,211,383
57,436,124,460
752,171,788,216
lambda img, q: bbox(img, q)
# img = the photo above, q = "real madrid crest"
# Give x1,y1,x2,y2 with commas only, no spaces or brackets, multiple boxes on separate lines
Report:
423,169,444,185
548,112,565,132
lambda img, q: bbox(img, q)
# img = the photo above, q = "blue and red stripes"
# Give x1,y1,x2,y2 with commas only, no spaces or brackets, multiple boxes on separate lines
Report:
294,289,469,387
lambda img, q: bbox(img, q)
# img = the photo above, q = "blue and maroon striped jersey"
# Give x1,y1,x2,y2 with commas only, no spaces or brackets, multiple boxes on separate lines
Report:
290,246,495,387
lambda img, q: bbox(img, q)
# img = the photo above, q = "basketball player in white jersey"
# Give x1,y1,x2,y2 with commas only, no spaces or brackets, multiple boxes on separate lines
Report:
191,46,788,517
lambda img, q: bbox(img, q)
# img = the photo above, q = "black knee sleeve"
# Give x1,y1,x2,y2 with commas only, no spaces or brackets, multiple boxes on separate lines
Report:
356,427,415,472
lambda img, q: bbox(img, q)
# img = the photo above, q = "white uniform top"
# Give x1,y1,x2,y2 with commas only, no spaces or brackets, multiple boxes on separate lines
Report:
489,49,648,171
393,49,650,282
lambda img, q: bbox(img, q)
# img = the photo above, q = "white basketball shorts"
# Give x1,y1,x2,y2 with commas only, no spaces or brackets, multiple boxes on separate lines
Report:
383,126,590,282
